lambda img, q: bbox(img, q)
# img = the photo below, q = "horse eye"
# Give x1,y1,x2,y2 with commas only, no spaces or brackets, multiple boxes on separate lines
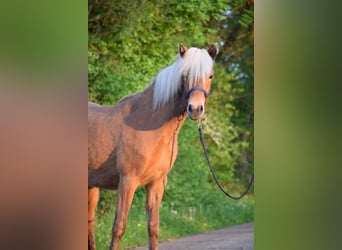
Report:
209,75,213,79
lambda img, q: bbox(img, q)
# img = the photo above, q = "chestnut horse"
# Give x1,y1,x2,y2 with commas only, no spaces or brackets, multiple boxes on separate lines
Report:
88,44,217,250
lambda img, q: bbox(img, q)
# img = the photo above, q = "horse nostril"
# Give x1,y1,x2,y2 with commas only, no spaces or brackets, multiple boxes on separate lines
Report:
200,105,204,113
187,104,193,113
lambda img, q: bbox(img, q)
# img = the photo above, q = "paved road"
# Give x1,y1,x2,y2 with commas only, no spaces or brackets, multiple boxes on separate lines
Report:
127,222,254,250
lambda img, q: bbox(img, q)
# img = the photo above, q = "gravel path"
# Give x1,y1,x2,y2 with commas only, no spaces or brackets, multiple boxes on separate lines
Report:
127,222,254,250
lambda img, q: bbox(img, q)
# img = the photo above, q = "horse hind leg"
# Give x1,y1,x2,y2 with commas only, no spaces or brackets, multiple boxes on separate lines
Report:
145,176,167,250
88,187,100,250
109,176,137,250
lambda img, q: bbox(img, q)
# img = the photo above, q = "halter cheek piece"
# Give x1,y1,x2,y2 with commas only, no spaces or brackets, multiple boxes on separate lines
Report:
184,87,210,100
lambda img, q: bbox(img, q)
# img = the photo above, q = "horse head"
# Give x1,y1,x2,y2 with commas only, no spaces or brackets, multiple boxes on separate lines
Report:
179,44,217,121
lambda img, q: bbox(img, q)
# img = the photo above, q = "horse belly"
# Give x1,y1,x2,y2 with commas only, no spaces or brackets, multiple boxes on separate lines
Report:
88,165,120,190
88,123,120,189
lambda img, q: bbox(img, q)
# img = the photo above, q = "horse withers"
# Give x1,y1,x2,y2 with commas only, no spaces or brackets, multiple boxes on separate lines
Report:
88,44,217,250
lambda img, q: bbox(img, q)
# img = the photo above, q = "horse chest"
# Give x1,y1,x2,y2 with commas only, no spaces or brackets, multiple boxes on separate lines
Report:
143,135,178,182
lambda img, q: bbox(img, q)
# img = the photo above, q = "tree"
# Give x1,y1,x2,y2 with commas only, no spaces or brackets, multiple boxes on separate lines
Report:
209,0,254,184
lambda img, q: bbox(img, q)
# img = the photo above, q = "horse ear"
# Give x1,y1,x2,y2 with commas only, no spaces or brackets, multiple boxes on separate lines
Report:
208,44,218,60
179,44,187,57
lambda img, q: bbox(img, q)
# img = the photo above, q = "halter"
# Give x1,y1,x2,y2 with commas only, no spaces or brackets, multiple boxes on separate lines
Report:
184,87,210,100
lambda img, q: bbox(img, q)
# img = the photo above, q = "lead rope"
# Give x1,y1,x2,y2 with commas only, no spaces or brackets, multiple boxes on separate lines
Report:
198,123,254,200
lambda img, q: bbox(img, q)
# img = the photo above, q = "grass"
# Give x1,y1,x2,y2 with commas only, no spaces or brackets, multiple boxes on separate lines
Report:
94,188,254,249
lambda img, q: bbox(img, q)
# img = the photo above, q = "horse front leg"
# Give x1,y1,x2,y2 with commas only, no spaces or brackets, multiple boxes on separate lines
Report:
109,176,137,250
145,176,167,250
88,187,99,250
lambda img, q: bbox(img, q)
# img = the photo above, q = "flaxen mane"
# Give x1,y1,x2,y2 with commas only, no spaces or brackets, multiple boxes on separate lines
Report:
153,48,213,110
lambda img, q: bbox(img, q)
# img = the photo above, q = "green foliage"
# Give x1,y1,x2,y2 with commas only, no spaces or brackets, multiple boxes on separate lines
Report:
88,0,229,103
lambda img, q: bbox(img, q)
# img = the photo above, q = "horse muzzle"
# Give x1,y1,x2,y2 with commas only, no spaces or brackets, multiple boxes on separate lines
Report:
187,103,205,120
185,87,209,121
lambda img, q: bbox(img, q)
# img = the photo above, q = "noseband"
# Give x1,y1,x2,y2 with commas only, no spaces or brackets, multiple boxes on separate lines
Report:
181,75,210,100
184,87,210,100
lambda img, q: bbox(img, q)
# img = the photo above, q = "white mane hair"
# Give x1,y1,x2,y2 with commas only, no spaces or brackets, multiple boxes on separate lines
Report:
153,47,213,110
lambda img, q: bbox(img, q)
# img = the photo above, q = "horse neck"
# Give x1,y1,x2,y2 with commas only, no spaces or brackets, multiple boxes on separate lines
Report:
159,101,188,136
120,84,187,134
151,81,188,120
123,82,188,132
155,103,188,139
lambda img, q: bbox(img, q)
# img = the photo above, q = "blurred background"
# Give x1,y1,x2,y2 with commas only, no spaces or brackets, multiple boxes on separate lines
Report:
1,0,341,249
